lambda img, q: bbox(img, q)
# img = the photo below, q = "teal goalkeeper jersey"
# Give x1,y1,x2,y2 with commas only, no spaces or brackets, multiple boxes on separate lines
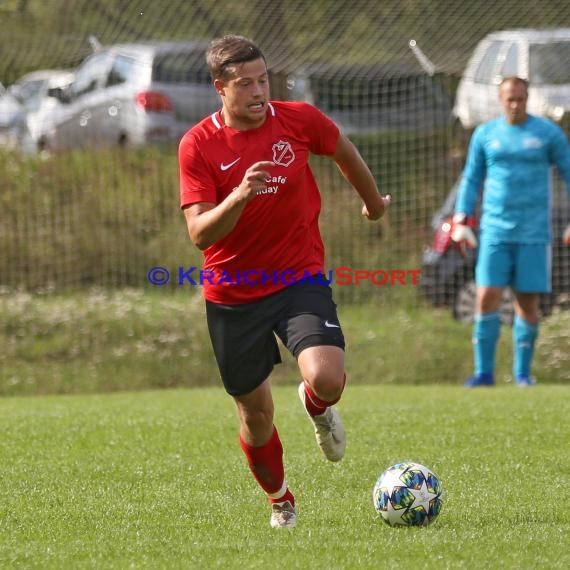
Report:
456,114,570,244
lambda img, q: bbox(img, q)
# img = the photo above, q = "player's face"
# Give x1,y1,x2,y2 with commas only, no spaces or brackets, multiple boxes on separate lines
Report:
215,58,270,130
499,81,528,125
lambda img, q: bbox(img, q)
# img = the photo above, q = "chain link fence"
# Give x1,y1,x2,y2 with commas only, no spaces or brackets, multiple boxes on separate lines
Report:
1,0,569,390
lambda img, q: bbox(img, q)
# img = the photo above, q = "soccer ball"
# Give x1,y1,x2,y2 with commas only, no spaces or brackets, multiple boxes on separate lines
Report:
372,461,444,526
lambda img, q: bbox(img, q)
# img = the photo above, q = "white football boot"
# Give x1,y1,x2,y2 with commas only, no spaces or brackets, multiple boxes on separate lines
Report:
269,500,297,529
298,382,346,462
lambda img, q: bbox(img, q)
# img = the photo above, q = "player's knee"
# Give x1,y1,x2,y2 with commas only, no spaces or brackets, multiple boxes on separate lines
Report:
304,369,345,402
476,286,504,313
299,346,345,400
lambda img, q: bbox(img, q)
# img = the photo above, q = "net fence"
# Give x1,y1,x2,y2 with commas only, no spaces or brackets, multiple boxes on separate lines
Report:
1,0,569,391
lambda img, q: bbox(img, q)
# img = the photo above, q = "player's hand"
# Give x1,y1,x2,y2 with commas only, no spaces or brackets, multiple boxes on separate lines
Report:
451,214,478,256
234,161,275,202
563,222,570,246
362,194,391,220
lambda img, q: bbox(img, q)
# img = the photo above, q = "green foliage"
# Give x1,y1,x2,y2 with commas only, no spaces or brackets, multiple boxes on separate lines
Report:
0,128,455,296
0,145,201,291
1,290,568,396
2,0,570,83
0,288,212,396
0,385,569,568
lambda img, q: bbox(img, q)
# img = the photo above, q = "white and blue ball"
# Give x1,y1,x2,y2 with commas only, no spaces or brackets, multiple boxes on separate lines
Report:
372,461,443,526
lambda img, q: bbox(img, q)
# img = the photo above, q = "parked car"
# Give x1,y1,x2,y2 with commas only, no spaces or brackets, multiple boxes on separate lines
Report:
8,69,73,108
286,62,453,135
0,71,75,151
9,70,75,154
0,81,26,149
37,41,220,153
421,174,570,324
454,28,570,130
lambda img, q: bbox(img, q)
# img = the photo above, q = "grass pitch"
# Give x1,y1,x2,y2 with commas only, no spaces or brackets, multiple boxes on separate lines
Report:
1,385,568,569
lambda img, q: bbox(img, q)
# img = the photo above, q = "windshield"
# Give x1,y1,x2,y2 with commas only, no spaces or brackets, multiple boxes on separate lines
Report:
309,75,448,112
529,41,570,85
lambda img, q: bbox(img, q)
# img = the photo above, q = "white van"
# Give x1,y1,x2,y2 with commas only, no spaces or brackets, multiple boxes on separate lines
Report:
453,28,570,129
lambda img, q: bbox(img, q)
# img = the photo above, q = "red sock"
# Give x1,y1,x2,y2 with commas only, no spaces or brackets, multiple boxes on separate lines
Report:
302,374,346,417
269,488,295,506
239,426,292,504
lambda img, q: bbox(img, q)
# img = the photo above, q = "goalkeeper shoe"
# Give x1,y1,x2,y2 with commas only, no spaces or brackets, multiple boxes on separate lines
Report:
270,501,297,529
515,375,536,387
298,382,346,462
464,372,495,387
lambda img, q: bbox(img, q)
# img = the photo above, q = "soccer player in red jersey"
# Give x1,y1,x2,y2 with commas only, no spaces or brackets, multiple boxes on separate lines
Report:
179,35,390,528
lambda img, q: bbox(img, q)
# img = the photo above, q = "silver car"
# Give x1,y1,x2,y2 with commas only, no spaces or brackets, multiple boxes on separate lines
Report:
0,70,75,151
0,81,26,149
41,41,220,153
454,28,570,129
10,70,75,154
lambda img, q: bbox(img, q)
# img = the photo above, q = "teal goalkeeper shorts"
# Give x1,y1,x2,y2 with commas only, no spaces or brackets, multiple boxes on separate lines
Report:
475,241,552,293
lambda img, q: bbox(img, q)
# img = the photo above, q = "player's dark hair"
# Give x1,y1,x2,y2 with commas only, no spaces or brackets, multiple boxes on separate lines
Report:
206,35,266,80
500,76,529,91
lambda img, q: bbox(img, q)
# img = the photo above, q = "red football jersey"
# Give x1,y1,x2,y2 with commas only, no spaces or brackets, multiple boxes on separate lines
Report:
179,101,340,304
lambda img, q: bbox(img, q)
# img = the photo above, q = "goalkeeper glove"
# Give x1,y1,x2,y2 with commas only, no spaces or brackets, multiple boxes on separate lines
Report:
564,223,570,246
451,213,478,256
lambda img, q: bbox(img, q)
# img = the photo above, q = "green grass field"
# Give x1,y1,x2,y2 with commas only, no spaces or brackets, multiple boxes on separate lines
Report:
1,385,569,569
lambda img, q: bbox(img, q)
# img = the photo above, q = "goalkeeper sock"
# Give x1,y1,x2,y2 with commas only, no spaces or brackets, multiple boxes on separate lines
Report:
473,311,501,375
513,315,538,378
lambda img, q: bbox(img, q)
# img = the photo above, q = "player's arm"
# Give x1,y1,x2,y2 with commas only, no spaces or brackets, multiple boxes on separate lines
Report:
452,127,486,253
183,161,274,250
548,125,570,245
332,133,391,220
454,127,486,219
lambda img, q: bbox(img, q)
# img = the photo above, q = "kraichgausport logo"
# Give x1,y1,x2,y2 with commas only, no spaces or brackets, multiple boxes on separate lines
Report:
147,267,422,286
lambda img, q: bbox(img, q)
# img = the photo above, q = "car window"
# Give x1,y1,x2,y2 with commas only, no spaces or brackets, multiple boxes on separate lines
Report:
152,50,210,84
473,41,503,84
309,75,446,112
71,52,111,97
500,43,519,78
106,55,138,87
16,79,45,103
529,41,570,85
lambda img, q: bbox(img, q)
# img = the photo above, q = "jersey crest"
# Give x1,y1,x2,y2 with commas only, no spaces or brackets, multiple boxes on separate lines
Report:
272,140,295,167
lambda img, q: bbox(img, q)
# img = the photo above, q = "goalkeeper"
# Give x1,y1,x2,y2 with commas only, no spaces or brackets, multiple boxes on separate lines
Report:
452,76,570,387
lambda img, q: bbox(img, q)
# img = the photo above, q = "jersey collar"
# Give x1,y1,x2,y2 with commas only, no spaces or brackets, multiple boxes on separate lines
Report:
209,103,276,130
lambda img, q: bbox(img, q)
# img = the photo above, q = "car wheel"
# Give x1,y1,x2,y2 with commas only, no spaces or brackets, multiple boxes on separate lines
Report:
453,280,515,325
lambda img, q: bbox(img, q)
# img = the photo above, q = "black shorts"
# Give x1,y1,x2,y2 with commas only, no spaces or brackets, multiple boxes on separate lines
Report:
205,280,345,396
